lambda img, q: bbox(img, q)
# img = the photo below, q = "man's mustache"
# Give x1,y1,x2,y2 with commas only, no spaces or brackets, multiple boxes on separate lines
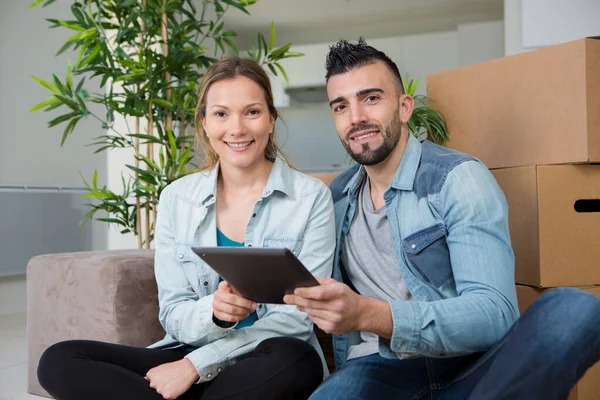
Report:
346,124,381,141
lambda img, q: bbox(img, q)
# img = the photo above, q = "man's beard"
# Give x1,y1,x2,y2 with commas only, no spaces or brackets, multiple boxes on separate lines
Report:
341,110,402,166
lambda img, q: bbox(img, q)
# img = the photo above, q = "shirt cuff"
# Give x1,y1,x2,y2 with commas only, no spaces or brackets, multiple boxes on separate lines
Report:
387,299,422,353
185,343,231,384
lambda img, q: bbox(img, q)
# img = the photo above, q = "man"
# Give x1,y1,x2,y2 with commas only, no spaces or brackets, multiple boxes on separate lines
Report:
284,39,600,399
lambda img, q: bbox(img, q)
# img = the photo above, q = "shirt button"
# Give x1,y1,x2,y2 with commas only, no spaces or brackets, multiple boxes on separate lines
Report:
259,304,263,309
203,281,208,286
217,368,223,373
252,213,256,218
247,244,252,247
207,373,212,379
178,254,184,259
411,244,416,249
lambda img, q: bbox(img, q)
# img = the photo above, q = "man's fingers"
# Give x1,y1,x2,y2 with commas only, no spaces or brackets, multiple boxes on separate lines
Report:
293,283,340,300
284,294,335,311
315,277,338,285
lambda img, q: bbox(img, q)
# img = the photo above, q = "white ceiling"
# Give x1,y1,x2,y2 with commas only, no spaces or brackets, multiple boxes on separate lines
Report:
204,0,504,46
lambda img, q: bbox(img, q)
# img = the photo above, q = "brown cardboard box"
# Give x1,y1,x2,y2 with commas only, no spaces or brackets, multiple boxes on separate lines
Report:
427,37,600,169
492,164,600,287
516,285,600,400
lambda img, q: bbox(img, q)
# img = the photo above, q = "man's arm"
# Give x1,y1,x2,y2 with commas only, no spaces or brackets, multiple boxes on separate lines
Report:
286,161,519,356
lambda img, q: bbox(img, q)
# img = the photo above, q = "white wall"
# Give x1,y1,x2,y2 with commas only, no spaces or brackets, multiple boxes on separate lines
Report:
505,0,600,56
0,2,106,188
458,21,504,67
277,21,503,96
522,0,600,49
0,2,108,276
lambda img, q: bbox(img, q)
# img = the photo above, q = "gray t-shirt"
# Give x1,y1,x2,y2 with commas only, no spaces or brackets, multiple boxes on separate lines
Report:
341,177,413,360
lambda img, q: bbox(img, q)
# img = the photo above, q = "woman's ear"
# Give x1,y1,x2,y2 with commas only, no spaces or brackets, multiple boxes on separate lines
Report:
201,115,208,133
269,115,275,134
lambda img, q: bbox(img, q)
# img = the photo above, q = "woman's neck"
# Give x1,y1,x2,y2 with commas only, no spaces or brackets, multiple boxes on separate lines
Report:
218,158,274,194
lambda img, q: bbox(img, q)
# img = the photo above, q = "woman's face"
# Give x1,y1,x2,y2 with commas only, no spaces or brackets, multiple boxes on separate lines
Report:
202,75,275,170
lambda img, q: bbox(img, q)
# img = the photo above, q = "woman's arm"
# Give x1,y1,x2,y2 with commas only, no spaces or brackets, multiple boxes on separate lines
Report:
154,186,235,347
184,184,336,382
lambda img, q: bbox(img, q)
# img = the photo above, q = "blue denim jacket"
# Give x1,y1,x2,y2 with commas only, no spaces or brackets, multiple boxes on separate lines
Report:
329,134,519,367
149,158,335,382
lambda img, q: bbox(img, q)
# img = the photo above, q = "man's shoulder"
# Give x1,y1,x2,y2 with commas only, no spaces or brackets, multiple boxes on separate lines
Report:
329,164,360,203
414,140,479,196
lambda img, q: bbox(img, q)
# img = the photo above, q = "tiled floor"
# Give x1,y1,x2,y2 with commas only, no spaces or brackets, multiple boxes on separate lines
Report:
0,313,45,400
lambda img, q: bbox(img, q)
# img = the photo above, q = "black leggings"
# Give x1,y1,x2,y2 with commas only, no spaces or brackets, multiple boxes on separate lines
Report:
37,337,323,400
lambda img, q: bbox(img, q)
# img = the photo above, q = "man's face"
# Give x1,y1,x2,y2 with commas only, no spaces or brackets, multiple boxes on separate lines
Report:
327,61,410,166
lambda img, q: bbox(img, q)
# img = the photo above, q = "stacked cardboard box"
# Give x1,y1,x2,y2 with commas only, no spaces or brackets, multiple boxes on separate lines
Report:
427,37,600,400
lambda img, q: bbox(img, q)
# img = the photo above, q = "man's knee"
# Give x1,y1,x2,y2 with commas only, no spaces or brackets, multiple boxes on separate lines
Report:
526,288,600,351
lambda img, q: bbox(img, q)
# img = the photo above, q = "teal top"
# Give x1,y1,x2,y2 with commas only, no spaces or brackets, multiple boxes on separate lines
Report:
216,228,258,330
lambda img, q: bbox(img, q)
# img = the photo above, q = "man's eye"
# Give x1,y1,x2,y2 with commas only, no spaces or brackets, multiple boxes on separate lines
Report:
334,104,346,112
366,95,380,102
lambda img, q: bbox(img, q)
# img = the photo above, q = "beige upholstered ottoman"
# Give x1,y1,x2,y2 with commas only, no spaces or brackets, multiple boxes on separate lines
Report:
27,250,165,398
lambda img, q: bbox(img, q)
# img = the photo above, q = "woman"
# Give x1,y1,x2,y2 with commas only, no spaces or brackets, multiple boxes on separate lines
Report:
37,57,335,400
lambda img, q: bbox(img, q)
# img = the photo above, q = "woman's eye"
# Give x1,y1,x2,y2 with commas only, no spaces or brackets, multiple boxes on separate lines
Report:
214,111,226,117
248,109,260,116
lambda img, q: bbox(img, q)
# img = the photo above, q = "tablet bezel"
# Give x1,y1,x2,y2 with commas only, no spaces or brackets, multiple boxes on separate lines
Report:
192,247,319,304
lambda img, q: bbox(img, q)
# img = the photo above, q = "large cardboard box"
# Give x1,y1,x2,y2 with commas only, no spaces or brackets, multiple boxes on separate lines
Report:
492,164,600,287
427,37,600,169
516,285,600,400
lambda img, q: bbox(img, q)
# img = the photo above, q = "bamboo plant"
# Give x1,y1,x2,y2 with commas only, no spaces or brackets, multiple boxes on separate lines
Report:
29,0,302,248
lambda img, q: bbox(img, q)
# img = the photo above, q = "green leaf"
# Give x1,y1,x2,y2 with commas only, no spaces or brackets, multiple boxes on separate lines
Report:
56,40,75,56
29,96,60,112
152,98,174,109
78,43,101,68
267,63,277,76
31,75,60,95
221,0,250,15
56,19,86,32
269,42,291,59
55,94,80,111
223,38,238,54
61,116,81,146
167,129,177,161
269,21,275,50
66,59,73,88
48,111,80,128
28,0,45,9
52,74,68,95
92,170,98,188
274,62,289,85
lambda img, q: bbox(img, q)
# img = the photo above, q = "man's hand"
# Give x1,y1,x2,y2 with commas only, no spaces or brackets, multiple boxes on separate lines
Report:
213,281,257,323
284,277,392,337
145,358,198,399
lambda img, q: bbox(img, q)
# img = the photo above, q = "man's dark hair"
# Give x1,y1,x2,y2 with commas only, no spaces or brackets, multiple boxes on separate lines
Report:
325,38,405,94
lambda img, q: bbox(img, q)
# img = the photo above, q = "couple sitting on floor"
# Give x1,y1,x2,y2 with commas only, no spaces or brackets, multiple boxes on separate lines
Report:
37,39,600,400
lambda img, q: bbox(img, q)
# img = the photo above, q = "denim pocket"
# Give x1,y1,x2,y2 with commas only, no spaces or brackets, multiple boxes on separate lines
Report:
402,224,453,288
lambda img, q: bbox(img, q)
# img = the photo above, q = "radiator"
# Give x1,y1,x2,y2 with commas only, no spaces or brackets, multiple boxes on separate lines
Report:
0,186,105,277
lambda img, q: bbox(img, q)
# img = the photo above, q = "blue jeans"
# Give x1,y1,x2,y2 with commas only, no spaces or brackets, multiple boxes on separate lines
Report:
310,288,600,400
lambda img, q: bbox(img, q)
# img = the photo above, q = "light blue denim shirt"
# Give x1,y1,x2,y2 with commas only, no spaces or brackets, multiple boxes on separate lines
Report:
149,158,335,382
329,134,519,366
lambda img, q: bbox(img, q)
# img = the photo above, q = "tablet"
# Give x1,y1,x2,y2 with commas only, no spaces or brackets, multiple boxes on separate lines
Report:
192,247,319,304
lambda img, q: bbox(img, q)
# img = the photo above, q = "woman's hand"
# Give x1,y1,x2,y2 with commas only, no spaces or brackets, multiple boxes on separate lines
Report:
145,358,198,399
213,281,257,323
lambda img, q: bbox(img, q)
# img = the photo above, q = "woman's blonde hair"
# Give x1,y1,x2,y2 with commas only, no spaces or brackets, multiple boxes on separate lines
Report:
195,57,288,171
